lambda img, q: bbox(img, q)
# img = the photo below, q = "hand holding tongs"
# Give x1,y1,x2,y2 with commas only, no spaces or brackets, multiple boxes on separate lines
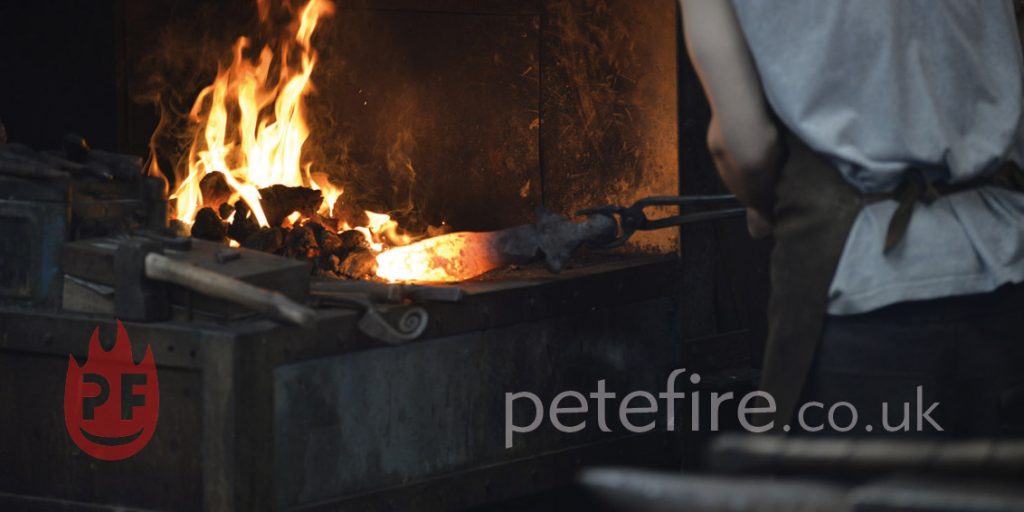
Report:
576,194,746,249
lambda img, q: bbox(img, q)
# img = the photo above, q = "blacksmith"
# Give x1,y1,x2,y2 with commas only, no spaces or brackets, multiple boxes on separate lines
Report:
681,0,1024,435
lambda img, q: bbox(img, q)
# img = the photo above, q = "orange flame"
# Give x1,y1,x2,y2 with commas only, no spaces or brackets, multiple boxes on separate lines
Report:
171,0,338,226
166,0,493,283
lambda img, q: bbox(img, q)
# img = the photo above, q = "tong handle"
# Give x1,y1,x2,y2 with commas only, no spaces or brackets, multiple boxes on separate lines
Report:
632,194,739,207
576,194,746,249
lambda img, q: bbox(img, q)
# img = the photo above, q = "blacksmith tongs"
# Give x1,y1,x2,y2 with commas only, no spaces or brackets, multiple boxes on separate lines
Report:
576,194,746,249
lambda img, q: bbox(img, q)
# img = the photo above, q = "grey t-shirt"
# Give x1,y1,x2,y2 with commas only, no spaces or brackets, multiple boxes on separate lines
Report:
731,0,1024,314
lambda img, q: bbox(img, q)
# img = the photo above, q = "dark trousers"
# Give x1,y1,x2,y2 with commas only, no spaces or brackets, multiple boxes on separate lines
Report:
798,282,1024,437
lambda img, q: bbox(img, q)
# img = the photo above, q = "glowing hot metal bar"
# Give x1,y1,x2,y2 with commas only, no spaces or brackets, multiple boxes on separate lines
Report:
376,210,617,282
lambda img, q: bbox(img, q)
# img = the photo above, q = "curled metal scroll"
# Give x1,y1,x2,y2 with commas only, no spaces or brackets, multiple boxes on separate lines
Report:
356,306,429,345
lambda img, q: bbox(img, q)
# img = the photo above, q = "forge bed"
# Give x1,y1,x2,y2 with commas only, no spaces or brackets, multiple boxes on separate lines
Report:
0,254,686,511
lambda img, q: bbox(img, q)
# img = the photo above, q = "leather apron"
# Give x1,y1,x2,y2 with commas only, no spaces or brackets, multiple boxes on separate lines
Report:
760,132,1024,429
759,133,865,429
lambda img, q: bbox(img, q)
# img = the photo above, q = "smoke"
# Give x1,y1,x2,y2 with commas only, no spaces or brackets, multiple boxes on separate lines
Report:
386,127,418,217
134,3,249,190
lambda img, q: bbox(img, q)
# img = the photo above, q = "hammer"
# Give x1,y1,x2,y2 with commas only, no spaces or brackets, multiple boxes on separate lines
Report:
114,239,317,328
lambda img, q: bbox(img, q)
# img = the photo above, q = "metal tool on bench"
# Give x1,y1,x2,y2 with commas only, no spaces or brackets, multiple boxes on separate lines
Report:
577,194,746,249
309,280,466,304
128,241,317,328
309,279,466,344
62,234,318,328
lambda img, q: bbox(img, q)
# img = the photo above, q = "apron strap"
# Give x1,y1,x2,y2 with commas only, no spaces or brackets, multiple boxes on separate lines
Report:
883,161,1024,253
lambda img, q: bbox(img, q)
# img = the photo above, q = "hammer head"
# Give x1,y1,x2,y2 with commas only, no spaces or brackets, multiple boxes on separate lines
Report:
114,239,170,321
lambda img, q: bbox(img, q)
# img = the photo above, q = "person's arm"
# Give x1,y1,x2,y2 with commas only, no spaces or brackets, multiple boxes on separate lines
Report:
680,0,783,218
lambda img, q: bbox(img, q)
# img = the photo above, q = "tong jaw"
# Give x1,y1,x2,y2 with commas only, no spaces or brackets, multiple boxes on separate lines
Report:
575,204,643,249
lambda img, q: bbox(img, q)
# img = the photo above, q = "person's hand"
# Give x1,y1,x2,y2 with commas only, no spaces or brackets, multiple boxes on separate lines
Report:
746,208,774,239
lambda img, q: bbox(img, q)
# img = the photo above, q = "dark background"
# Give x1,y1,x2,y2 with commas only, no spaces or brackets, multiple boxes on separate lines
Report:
0,1,121,151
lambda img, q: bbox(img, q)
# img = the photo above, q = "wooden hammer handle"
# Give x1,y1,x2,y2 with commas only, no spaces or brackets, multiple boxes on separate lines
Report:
144,252,317,328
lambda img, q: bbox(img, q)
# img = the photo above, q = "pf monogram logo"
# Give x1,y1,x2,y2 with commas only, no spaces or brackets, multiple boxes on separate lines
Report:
64,320,159,460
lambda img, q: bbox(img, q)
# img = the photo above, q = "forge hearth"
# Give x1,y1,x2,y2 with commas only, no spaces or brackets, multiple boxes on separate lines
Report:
0,0,771,510
138,0,679,284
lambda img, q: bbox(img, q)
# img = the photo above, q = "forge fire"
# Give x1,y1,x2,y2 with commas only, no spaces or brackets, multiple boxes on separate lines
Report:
3,0,724,510
159,0,498,283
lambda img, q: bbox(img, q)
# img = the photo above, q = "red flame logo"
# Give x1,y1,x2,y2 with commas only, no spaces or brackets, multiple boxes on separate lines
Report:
64,320,159,460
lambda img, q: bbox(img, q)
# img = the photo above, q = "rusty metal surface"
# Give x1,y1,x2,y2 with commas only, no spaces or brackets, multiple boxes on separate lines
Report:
540,0,680,254
308,7,542,232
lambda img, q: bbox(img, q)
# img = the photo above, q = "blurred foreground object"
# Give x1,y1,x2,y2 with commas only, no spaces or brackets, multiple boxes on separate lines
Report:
580,434,1024,512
